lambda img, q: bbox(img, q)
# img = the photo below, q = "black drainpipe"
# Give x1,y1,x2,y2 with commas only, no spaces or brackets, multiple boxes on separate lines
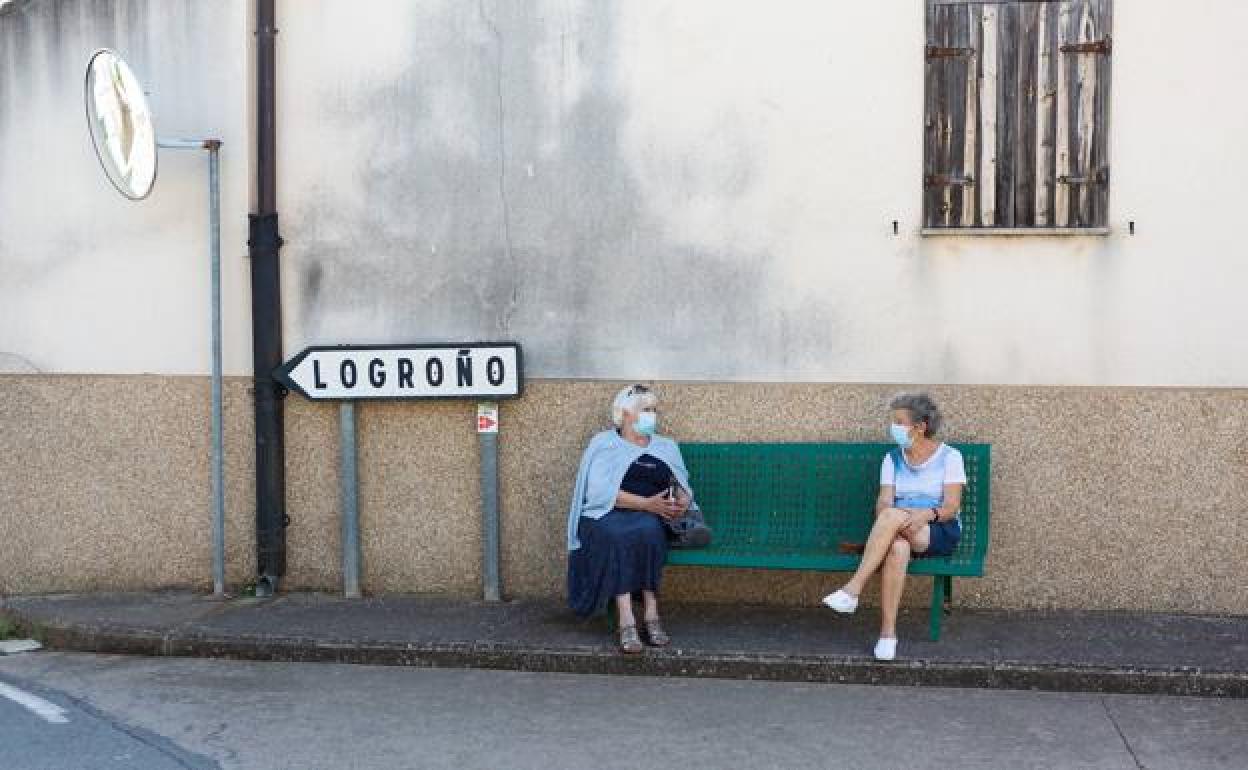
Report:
249,0,286,596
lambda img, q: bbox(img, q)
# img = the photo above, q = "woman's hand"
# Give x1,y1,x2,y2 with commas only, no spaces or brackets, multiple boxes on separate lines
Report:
900,508,934,538
643,491,685,520
672,489,692,516
614,489,688,519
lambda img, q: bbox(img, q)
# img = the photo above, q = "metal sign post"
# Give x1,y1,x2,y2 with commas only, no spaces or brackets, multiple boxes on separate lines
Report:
276,343,522,600
339,401,361,599
477,402,501,602
159,138,225,598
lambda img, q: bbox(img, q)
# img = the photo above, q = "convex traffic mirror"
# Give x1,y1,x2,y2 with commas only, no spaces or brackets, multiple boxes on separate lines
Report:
84,49,157,200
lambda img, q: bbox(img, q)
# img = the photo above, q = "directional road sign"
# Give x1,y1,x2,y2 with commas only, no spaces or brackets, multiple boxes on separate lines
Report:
276,343,522,401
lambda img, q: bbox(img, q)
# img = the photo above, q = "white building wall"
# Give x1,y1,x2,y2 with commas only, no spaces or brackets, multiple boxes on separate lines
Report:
0,0,253,375
3,1,1247,386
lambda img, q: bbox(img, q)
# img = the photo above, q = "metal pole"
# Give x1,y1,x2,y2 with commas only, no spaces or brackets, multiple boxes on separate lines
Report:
157,137,227,597
479,404,501,602
250,0,287,598
340,401,362,599
209,142,225,598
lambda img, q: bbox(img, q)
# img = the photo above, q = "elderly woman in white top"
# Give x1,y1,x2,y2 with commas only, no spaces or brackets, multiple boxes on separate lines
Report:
823,392,966,661
566,385,698,653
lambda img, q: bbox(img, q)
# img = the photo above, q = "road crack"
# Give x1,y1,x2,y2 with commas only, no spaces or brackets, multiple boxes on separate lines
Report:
1100,696,1145,770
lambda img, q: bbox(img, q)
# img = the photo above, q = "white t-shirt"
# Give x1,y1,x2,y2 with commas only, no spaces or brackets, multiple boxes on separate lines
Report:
880,443,967,509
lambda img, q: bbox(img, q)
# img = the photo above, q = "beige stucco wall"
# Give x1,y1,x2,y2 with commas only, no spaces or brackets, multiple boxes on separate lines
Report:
498,381,1248,612
5,376,1245,613
0,375,257,595
282,396,483,596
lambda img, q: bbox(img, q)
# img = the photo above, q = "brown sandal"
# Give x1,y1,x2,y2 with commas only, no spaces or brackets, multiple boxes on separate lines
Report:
643,618,671,647
618,624,643,654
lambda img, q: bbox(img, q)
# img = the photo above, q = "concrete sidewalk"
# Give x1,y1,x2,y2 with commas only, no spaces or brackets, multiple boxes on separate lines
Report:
2,592,1245,698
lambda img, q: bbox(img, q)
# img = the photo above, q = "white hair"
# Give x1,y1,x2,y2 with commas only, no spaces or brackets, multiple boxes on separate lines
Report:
611,384,657,427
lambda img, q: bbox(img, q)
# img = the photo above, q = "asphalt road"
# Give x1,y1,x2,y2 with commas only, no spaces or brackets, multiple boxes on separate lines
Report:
1,651,1246,769
0,666,215,769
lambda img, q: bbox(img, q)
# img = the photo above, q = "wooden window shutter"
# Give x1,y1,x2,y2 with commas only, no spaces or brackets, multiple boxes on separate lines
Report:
924,1,1112,229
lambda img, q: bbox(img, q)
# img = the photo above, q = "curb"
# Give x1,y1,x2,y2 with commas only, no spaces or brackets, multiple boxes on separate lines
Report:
6,610,1247,699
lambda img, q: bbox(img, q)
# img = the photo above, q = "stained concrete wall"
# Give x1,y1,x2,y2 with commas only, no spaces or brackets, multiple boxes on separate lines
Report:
0,0,253,376
277,0,1248,387
3,1,1247,385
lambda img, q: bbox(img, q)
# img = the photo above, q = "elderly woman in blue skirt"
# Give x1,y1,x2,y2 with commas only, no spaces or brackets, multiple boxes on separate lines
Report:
823,392,966,661
567,384,697,653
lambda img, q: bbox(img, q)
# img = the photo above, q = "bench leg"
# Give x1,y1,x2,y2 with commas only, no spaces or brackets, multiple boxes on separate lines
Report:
929,577,946,642
944,575,953,610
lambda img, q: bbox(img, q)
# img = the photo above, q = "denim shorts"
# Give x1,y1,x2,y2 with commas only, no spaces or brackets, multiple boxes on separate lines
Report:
917,519,962,559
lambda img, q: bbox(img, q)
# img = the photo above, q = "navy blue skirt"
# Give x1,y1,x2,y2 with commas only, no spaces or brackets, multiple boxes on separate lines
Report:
567,510,668,617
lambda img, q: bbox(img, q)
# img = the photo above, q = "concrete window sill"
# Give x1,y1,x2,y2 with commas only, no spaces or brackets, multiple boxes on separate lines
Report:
920,227,1111,237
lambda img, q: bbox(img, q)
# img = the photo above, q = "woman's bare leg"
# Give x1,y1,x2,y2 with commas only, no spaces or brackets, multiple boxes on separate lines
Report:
880,538,911,638
843,508,910,596
615,594,635,628
641,591,660,622
900,524,932,555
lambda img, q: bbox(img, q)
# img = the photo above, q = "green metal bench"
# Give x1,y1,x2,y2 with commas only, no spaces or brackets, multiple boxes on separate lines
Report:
667,442,992,640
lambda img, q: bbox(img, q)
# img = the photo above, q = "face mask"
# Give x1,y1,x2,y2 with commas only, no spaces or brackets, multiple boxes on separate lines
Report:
889,423,913,449
634,411,657,437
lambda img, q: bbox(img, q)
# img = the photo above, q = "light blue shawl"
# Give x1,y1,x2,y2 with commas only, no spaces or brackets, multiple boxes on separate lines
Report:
566,429,698,551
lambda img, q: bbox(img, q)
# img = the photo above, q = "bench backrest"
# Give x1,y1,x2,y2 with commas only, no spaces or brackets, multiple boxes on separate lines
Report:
681,442,992,573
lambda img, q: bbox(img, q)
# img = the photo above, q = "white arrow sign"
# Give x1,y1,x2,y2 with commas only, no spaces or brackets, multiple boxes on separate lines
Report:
276,343,522,401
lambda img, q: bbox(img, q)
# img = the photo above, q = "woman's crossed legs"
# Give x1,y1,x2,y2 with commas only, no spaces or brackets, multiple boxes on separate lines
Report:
826,508,930,653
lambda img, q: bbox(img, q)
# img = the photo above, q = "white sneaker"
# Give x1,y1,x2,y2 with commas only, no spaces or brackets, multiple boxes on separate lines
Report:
874,637,898,661
821,589,858,614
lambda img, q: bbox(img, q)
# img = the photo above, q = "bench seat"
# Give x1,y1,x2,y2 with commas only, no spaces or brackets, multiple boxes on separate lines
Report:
666,441,992,640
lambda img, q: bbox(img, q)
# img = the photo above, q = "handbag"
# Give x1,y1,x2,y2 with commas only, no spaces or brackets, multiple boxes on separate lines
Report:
663,477,712,548
665,509,712,548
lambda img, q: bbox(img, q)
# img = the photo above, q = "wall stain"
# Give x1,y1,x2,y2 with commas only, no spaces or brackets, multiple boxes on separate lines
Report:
283,1,841,379
0,0,163,281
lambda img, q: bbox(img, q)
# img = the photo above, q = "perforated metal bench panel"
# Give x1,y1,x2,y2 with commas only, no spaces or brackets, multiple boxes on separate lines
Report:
667,442,991,578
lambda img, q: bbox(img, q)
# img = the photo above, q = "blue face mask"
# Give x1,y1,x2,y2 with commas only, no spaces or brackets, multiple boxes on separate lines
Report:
634,411,657,437
889,423,913,449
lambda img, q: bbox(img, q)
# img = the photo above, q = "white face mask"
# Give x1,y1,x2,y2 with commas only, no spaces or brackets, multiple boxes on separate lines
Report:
634,411,657,436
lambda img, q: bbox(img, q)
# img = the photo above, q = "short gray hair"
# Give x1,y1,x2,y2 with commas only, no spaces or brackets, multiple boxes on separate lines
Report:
888,391,943,437
611,384,657,427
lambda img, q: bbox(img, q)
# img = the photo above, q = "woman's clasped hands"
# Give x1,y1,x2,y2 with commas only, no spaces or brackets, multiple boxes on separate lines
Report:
639,490,689,521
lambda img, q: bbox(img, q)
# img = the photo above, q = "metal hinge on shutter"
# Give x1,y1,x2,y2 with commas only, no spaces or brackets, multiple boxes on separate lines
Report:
1060,36,1111,55
925,174,975,189
1057,167,1110,186
926,45,975,59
